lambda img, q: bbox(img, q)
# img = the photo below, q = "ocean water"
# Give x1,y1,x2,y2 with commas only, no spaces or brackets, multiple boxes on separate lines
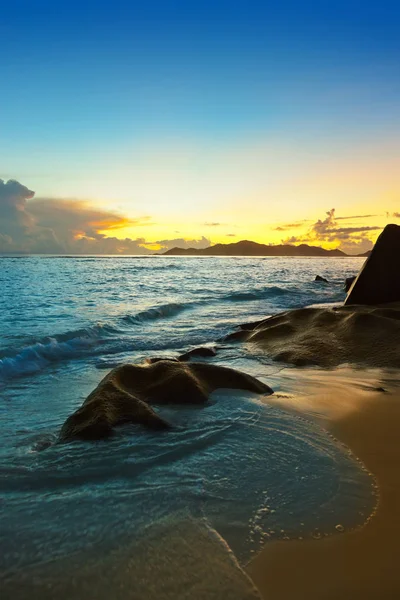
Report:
0,256,374,591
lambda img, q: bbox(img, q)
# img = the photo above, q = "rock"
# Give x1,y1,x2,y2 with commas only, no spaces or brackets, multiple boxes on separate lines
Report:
344,276,356,292
345,224,400,305
239,319,269,331
229,304,400,369
59,360,273,442
145,357,179,364
223,330,249,342
178,347,217,361
315,275,329,283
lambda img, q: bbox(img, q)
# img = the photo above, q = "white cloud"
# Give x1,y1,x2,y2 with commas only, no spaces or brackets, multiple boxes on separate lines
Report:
0,179,210,255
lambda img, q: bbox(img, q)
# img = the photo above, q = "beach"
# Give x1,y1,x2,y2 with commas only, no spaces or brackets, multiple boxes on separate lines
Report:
247,366,400,599
1,255,399,599
2,0,399,596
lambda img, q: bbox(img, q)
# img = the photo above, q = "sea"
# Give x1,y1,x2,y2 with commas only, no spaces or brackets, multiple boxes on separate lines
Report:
0,256,375,595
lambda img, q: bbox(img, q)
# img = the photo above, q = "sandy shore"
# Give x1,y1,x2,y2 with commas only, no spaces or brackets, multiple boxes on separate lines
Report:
247,366,400,600
3,517,262,600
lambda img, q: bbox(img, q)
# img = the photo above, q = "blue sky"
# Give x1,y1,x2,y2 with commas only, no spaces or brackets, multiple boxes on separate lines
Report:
0,1,399,253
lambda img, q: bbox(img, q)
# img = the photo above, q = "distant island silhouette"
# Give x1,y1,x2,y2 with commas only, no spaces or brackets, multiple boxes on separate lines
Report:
161,240,370,257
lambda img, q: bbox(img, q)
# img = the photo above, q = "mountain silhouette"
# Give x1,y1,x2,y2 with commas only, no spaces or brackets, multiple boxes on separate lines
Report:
161,239,348,257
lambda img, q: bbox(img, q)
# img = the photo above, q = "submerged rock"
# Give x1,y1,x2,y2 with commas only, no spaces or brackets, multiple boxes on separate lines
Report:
59,360,272,442
178,347,217,361
145,357,179,364
345,224,400,305
145,347,217,364
315,275,329,283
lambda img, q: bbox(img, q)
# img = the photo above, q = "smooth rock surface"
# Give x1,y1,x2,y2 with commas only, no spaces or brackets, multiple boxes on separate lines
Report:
229,303,400,368
59,360,272,442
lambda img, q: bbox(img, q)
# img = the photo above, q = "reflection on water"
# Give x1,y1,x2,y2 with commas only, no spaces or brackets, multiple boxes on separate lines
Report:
1,387,375,577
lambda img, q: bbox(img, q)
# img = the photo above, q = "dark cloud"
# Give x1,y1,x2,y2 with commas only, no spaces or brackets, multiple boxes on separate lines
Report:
203,222,222,227
0,179,35,234
393,212,400,218
0,179,210,255
226,233,236,237
0,179,61,253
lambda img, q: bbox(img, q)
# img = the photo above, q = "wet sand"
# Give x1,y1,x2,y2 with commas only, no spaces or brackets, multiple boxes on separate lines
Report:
3,518,262,600
247,367,400,600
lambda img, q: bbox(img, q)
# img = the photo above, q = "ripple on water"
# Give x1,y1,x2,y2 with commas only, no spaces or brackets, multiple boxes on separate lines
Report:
0,389,375,576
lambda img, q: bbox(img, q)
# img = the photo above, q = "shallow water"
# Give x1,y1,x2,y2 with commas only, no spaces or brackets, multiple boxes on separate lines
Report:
0,256,373,583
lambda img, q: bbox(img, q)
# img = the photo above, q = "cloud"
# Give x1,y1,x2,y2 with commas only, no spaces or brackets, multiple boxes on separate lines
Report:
226,233,236,237
28,198,152,254
0,179,62,253
393,212,400,218
152,236,211,252
274,221,308,231
335,214,379,220
0,179,34,236
0,179,209,255
325,226,382,235
203,222,222,227
282,208,382,255
283,236,299,244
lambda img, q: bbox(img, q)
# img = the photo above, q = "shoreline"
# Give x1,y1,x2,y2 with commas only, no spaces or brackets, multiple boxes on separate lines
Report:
246,366,400,600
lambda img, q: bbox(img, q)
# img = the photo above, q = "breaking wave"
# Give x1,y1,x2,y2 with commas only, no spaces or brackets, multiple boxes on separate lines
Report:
0,324,117,381
0,303,196,382
121,302,191,324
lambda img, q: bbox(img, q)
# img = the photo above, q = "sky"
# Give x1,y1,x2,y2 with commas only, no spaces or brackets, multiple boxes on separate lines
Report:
0,0,399,254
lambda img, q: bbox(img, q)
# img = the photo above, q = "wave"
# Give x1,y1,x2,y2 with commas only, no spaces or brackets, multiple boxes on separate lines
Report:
222,286,295,302
121,302,191,324
0,303,195,382
0,324,117,381
221,285,345,306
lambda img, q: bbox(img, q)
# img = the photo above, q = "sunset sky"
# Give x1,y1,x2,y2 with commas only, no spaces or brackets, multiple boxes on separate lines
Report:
1,0,399,254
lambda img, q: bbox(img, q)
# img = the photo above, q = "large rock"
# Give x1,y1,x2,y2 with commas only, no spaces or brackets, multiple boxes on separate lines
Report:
59,360,272,442
226,304,400,369
345,224,400,305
